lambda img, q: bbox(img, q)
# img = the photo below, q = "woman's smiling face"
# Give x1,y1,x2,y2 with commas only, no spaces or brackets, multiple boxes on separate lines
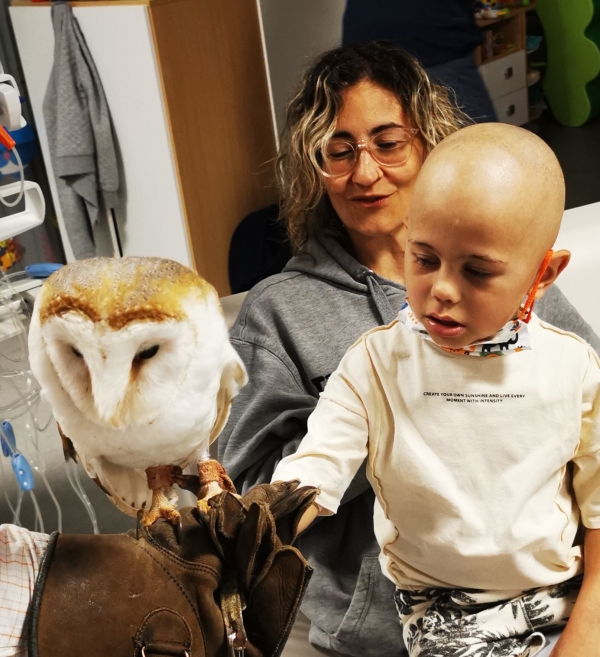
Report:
321,79,425,244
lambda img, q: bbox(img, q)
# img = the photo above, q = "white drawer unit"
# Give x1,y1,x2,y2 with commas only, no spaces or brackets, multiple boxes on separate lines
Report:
491,87,529,126
479,50,527,100
478,49,528,126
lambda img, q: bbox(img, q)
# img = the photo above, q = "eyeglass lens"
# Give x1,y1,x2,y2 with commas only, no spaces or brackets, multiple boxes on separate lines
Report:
321,128,414,177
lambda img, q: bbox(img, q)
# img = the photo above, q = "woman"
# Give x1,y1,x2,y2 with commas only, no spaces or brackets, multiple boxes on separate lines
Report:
219,42,600,657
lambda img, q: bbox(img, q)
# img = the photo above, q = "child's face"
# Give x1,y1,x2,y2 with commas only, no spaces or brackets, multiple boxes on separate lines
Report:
405,197,543,349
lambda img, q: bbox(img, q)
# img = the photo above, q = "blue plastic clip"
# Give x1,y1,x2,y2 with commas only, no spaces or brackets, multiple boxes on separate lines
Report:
1,421,16,457
25,263,62,279
11,453,33,491
1,421,34,491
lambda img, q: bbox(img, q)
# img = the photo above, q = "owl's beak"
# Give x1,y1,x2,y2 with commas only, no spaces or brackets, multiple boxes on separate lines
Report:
89,361,131,427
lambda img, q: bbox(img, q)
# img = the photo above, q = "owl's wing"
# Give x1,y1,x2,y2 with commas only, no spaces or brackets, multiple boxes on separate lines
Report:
83,456,154,517
208,344,248,445
56,424,78,463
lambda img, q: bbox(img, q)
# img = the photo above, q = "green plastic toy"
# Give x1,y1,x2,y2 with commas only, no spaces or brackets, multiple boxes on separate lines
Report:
536,0,600,126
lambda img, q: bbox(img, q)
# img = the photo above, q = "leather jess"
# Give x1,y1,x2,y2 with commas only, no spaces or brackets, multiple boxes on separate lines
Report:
28,481,318,657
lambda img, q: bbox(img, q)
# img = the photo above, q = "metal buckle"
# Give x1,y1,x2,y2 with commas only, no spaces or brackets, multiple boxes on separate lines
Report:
228,633,245,657
141,648,189,657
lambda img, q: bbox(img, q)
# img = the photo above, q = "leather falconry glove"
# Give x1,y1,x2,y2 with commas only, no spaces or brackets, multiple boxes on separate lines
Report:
28,479,318,657
200,481,318,655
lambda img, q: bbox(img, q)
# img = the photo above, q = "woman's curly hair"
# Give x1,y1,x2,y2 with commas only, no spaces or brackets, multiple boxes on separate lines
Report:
277,41,471,252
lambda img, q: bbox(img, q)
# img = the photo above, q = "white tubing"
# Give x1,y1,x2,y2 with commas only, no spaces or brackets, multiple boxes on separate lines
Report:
29,491,44,534
41,472,62,533
66,460,99,534
4,490,15,515
11,488,23,526
0,147,24,208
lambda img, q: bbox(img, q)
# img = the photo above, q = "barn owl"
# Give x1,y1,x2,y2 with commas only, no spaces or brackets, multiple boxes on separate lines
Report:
28,257,247,526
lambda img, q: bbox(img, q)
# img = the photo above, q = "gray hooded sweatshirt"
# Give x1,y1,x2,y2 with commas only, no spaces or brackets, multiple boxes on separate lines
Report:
219,231,600,657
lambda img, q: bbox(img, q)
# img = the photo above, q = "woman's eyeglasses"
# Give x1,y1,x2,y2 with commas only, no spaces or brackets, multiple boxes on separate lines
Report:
318,127,419,178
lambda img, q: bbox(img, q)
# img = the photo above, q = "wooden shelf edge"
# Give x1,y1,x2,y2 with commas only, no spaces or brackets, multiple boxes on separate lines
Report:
9,0,149,7
146,2,196,272
479,46,525,66
476,0,536,28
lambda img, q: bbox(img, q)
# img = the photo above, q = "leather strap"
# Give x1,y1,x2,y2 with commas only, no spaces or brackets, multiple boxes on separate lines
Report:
133,607,192,656
220,569,247,654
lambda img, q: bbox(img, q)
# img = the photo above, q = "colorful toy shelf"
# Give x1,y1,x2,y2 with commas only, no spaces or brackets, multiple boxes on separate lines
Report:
475,2,536,66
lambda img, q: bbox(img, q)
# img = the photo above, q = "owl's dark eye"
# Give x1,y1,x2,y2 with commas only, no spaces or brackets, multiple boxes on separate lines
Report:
71,346,83,359
135,345,159,361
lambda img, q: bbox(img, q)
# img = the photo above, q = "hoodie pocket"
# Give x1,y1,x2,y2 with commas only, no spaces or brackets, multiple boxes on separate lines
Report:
330,555,406,656
334,556,378,643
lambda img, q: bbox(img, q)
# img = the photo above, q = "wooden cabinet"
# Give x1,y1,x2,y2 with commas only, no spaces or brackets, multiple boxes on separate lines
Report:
9,0,277,296
475,3,536,126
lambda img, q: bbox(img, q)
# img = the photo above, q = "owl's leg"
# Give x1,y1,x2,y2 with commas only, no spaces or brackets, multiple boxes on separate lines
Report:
196,459,237,513
142,465,181,527
141,488,181,527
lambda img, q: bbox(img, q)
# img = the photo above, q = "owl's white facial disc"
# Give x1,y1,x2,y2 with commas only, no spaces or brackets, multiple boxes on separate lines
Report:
41,311,194,429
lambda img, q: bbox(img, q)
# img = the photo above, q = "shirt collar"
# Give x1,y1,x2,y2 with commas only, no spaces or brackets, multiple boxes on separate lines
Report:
397,302,532,357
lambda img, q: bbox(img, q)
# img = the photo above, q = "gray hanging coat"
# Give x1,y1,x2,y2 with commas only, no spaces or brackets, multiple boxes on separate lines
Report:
43,1,119,258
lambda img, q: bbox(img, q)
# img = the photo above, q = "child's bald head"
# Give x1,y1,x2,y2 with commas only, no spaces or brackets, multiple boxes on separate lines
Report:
410,123,565,264
404,123,569,349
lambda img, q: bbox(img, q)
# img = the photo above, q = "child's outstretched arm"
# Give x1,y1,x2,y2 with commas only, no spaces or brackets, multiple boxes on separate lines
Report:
297,503,319,533
272,339,372,520
550,528,600,656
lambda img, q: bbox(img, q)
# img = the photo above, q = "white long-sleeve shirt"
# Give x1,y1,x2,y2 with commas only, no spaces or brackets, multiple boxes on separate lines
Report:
273,314,600,592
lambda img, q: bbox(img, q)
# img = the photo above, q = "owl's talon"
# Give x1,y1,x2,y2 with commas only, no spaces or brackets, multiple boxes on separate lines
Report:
196,460,238,514
197,460,236,497
141,488,181,527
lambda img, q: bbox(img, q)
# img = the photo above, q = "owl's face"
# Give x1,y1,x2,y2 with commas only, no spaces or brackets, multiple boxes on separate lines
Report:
40,309,199,429
29,258,246,441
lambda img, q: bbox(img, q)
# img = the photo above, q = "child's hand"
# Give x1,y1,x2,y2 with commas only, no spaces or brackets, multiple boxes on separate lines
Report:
550,630,600,657
550,529,600,656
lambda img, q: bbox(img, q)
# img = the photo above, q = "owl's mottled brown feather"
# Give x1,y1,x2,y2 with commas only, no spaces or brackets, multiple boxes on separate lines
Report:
38,257,217,328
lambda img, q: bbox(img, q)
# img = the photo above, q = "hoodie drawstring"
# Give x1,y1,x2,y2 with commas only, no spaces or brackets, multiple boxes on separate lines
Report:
366,275,396,326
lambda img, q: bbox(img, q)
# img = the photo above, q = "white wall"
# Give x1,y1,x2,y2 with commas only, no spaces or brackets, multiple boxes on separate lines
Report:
258,0,346,135
555,202,600,337
10,5,193,267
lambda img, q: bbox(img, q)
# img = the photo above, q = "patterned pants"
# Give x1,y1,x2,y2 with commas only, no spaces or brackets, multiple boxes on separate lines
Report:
395,574,582,657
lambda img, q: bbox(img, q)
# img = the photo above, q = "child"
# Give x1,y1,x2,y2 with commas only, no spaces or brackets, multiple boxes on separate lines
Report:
273,123,600,657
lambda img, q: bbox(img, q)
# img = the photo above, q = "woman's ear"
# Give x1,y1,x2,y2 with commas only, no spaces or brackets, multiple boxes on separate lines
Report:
535,249,571,298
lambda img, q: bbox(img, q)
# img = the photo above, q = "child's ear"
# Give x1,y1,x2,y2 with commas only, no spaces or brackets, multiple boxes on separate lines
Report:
535,249,571,299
